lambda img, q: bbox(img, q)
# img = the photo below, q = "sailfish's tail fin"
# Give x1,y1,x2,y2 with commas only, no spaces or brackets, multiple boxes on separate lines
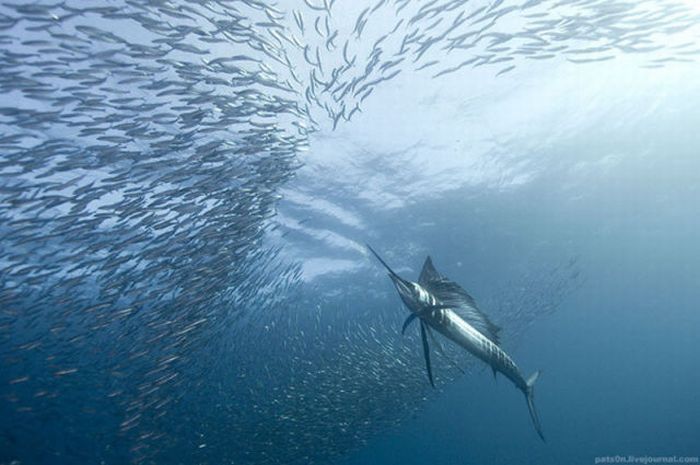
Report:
525,371,545,442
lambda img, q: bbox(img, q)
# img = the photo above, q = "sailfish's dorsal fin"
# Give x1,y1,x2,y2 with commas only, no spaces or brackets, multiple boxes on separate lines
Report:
418,256,441,286
418,256,501,346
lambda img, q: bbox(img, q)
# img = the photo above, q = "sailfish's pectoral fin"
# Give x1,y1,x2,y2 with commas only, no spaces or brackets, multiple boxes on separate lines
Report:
401,313,418,335
401,305,451,336
427,304,452,311
419,321,435,388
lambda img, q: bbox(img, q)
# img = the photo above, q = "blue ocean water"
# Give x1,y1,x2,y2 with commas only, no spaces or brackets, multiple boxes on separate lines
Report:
1,1,700,465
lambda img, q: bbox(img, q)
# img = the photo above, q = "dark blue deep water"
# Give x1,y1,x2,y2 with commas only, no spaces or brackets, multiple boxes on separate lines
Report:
1,1,699,465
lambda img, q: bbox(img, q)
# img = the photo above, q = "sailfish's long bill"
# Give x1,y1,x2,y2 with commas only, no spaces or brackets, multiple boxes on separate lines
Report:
366,244,407,286
366,243,412,296
366,244,546,442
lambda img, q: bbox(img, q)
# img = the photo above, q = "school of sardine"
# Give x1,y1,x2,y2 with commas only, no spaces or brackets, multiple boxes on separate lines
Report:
0,0,697,464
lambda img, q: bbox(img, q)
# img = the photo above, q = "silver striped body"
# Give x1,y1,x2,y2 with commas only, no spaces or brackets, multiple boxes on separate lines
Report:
366,244,545,440
414,285,527,391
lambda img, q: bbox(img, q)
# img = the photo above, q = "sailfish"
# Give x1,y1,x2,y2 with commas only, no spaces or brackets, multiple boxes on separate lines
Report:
367,244,545,441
